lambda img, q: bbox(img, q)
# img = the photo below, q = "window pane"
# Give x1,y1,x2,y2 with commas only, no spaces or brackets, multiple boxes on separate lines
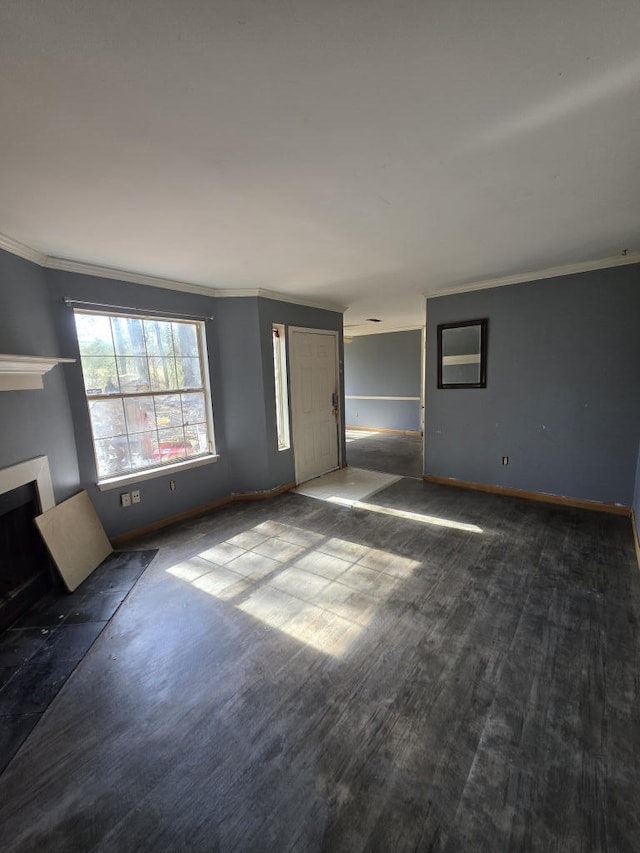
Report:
154,394,183,429
94,436,131,477
88,398,126,440
185,424,208,456
128,431,159,470
157,427,187,462
111,316,146,356
75,314,114,356
144,320,175,356
116,355,151,392
272,324,290,450
123,396,155,434
177,357,202,389
172,322,199,358
182,391,206,425
74,312,214,480
81,356,120,395
149,357,178,391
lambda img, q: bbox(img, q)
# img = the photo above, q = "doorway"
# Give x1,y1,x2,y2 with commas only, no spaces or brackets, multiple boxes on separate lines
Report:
343,328,424,478
288,328,341,485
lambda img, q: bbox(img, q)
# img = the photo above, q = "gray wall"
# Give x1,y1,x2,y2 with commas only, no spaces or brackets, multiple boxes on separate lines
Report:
0,250,80,503
344,330,422,431
0,250,344,537
425,263,640,506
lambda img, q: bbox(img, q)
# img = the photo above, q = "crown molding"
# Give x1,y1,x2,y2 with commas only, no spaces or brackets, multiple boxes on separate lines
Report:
0,232,345,313
44,256,218,298
0,233,47,266
426,252,640,299
251,288,346,313
224,286,346,312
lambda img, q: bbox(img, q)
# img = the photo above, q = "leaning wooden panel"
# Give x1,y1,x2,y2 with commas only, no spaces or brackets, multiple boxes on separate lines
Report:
35,491,113,592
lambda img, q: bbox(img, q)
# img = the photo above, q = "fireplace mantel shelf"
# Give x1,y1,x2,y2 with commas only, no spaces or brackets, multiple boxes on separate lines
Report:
0,354,75,391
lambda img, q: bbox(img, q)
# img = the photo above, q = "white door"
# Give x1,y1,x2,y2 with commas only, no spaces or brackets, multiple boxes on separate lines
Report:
289,328,340,484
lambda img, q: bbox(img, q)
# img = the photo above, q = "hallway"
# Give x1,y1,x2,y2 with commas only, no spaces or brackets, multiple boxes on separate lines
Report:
346,428,423,478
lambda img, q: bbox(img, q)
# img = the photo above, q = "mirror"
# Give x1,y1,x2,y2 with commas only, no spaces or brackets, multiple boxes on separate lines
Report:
437,319,487,389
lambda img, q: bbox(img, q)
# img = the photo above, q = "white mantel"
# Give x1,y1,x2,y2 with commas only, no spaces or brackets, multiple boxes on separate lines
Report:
0,456,55,511
0,354,75,391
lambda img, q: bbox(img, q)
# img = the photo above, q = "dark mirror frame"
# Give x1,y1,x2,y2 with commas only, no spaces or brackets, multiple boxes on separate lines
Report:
437,318,488,389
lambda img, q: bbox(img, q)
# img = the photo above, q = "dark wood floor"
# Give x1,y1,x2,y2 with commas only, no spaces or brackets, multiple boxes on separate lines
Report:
346,429,423,478
0,550,156,774
0,479,638,852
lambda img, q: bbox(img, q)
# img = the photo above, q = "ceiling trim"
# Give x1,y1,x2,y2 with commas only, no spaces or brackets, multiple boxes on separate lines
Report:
45,256,218,298
0,232,345,313
251,288,346,313
0,233,47,266
426,252,640,299
345,324,424,337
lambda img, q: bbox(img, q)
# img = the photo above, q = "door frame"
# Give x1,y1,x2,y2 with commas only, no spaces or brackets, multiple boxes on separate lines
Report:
288,326,343,485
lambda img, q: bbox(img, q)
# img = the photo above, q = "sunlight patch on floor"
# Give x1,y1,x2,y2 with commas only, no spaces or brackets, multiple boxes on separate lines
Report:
327,497,484,533
294,467,401,504
345,429,380,443
167,519,421,657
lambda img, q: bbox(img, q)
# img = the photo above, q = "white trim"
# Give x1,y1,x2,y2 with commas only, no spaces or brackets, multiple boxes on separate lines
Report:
46,259,345,312
0,353,75,391
96,454,219,491
0,232,346,313
426,252,640,299
345,395,420,401
233,288,346,313
0,456,55,512
5,231,636,315
46,256,217,297
344,324,424,337
0,233,47,266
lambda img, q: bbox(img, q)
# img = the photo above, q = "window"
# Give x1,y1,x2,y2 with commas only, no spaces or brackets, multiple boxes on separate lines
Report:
272,324,290,450
74,310,216,482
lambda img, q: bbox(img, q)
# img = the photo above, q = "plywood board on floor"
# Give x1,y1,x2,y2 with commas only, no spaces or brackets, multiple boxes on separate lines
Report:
35,491,113,592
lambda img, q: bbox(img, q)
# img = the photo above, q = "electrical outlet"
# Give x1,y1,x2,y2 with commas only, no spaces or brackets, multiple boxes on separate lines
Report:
502,456,509,465
169,480,176,491
131,490,141,504
120,492,131,507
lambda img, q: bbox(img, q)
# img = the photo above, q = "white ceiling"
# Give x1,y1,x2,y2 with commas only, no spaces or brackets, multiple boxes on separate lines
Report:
1,0,639,334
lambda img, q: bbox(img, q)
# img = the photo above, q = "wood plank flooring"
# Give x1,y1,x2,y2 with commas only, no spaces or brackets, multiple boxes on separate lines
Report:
0,550,157,774
0,479,638,852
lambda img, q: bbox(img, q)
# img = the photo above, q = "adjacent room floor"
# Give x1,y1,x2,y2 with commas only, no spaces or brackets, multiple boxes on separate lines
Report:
294,466,401,505
0,479,639,852
346,428,423,478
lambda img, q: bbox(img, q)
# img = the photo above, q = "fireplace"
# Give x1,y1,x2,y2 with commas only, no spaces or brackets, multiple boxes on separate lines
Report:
0,457,56,633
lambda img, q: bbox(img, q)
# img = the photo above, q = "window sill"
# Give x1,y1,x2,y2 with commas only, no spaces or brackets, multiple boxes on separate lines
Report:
96,454,219,492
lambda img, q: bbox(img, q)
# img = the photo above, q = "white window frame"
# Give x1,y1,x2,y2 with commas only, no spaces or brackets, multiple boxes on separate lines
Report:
73,308,218,491
272,324,290,451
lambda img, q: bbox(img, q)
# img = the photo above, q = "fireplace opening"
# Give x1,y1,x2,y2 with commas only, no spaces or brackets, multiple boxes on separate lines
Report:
0,481,54,633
